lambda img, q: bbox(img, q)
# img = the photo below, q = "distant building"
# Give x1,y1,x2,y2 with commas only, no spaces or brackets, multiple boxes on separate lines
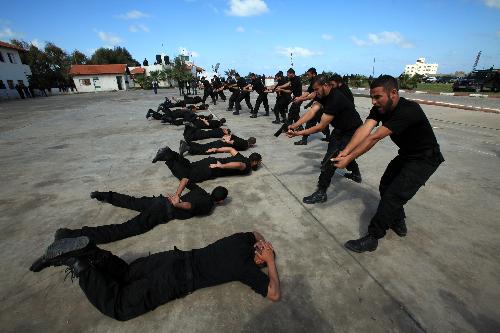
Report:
0,40,32,100
69,64,130,92
404,58,438,76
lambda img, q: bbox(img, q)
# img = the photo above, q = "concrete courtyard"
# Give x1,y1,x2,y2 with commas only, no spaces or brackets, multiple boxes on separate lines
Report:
0,89,499,332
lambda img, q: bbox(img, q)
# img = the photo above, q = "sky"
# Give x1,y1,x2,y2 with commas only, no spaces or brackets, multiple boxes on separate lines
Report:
1,0,499,76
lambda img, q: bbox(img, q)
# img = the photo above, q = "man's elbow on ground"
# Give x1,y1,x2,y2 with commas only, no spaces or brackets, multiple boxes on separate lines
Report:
267,289,281,302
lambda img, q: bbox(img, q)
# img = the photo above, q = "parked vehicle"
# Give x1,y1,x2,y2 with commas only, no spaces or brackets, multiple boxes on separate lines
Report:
453,68,499,92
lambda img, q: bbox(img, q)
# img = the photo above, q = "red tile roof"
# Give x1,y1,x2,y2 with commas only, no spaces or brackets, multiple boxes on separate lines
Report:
69,64,128,75
0,40,26,52
130,67,145,74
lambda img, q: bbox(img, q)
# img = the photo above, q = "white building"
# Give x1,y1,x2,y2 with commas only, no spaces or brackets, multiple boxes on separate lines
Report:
69,64,130,93
0,40,32,100
404,58,438,76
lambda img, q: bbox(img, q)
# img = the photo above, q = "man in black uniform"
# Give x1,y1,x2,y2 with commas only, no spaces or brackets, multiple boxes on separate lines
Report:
152,146,262,183
286,75,363,204
249,73,269,118
213,75,227,101
271,71,291,124
226,75,240,112
276,68,303,124
233,73,253,115
179,135,256,156
332,75,444,253
183,126,231,142
291,68,329,145
47,178,228,245
201,77,217,105
29,231,280,321
330,74,354,103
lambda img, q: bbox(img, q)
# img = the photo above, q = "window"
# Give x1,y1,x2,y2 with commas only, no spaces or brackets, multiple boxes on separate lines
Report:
0,52,4,62
7,80,14,89
79,79,91,86
0,80,6,89
7,52,16,64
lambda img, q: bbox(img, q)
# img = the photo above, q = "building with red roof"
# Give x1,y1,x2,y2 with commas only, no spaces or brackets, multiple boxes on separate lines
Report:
69,64,130,92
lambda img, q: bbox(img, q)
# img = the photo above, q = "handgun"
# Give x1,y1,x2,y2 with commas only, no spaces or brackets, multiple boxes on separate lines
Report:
274,123,290,137
320,149,340,172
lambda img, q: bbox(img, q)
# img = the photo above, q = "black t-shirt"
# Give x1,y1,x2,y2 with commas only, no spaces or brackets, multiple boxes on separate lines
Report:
320,89,362,133
202,80,212,90
251,78,265,94
289,75,303,97
173,181,214,219
338,84,354,104
366,97,439,156
225,134,249,151
191,232,269,297
237,77,247,89
276,77,290,97
214,152,252,177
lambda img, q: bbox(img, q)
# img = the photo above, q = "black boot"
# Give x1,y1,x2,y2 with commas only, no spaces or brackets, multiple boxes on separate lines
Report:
390,218,407,237
344,235,378,253
54,227,82,241
281,117,287,123
90,191,110,202
272,117,281,124
233,110,240,115
303,189,327,204
152,147,172,163
179,140,190,156
146,109,153,119
264,110,270,116
250,113,257,118
294,138,307,145
344,172,362,183
30,236,93,272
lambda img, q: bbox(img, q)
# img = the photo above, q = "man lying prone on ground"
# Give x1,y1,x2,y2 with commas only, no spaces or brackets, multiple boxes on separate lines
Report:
49,178,228,245
179,135,256,156
30,231,280,321
152,146,262,183
183,125,231,142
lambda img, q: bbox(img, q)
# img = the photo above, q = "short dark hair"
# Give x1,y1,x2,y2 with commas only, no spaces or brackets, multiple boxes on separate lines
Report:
220,118,226,124
211,186,228,202
329,73,343,83
275,71,283,77
226,128,231,134
250,73,256,77
370,75,398,93
313,74,330,86
247,137,257,145
307,67,317,75
287,68,295,74
249,152,262,169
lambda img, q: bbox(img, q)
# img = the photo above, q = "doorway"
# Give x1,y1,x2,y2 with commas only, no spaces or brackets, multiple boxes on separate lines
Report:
116,76,123,90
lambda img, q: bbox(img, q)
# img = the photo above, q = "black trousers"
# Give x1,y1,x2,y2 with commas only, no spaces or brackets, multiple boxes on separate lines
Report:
148,110,164,120
74,192,174,244
368,151,444,239
228,91,239,109
202,88,216,105
253,92,269,114
287,100,302,123
78,247,192,321
235,91,253,111
216,90,226,101
184,127,224,142
303,110,330,141
164,149,214,182
194,119,223,129
318,131,360,191
273,95,291,119
188,140,226,155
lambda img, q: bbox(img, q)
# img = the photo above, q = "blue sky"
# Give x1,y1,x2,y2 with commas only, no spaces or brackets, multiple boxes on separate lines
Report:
1,0,499,76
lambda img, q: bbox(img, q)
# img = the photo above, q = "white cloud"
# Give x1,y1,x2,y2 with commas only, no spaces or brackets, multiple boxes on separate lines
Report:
276,46,322,58
179,47,199,58
96,31,123,46
30,39,44,48
484,0,500,8
117,10,150,20
321,34,333,40
129,24,150,33
226,0,269,16
0,27,15,38
236,26,245,32
351,31,414,48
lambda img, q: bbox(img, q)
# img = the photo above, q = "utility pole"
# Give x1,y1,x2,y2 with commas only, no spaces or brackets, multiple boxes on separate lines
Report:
472,51,481,72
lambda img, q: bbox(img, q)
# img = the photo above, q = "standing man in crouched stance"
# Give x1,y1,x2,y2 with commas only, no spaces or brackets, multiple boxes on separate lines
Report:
30,231,280,321
333,75,444,253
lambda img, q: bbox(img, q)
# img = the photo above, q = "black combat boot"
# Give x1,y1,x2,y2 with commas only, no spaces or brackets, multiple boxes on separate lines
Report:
302,189,327,204
344,235,378,253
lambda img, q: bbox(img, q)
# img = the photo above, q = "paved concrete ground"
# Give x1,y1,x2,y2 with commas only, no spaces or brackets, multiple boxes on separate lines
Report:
0,89,499,332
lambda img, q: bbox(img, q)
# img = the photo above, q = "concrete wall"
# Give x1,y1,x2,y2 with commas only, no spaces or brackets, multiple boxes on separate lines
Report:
72,74,128,93
0,46,32,100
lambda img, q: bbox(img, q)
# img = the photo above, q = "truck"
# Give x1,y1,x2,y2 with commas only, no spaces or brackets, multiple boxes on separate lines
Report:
453,68,499,92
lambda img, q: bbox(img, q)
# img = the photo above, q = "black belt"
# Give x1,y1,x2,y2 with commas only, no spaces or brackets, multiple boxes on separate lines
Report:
401,145,442,159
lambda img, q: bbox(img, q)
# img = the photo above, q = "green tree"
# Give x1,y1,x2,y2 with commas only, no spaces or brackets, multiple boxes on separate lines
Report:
70,50,88,65
398,74,418,90
224,69,237,77
89,47,139,66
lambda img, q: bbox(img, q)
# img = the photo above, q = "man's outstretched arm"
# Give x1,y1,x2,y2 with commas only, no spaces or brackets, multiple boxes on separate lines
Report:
288,102,322,130
259,242,280,301
339,119,378,156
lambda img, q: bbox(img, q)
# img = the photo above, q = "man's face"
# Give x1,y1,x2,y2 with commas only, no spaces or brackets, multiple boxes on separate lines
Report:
313,82,329,98
223,128,230,135
370,86,396,114
287,72,295,78
306,72,316,80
